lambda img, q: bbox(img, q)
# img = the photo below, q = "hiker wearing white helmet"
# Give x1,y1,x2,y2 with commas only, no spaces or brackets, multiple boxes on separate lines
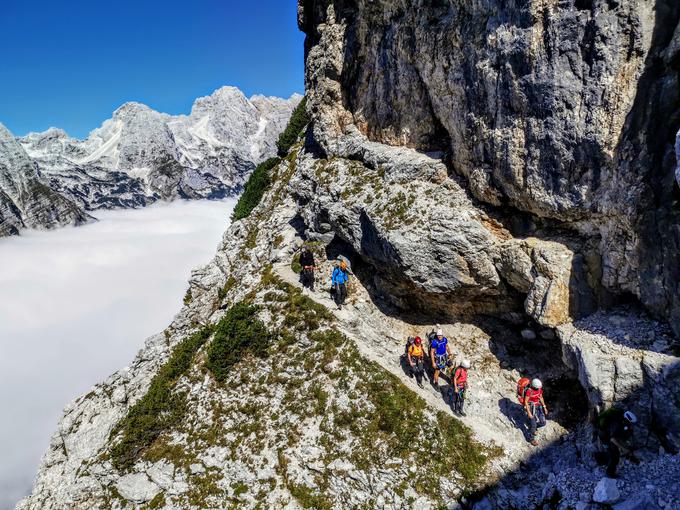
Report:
523,377,549,446
428,327,452,390
451,359,471,416
594,407,639,478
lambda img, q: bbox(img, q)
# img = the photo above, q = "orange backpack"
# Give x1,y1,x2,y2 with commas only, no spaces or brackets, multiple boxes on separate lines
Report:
516,378,531,405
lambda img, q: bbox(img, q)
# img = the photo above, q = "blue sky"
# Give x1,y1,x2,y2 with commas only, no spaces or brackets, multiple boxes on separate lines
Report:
0,1,305,139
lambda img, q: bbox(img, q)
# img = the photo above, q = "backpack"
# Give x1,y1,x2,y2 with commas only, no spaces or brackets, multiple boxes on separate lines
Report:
516,378,531,405
595,407,624,431
404,336,415,355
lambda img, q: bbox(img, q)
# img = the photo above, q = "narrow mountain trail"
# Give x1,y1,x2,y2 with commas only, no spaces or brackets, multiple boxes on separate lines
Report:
272,261,569,475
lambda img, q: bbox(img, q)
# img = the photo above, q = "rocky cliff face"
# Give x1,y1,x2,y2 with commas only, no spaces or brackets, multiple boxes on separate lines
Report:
299,0,680,337
0,123,90,236
16,87,301,212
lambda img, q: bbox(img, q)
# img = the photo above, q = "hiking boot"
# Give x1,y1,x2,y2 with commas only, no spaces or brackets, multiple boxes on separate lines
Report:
530,439,539,446
460,410,467,417
417,381,424,388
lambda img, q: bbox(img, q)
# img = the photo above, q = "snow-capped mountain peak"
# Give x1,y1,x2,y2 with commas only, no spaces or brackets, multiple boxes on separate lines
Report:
14,86,301,212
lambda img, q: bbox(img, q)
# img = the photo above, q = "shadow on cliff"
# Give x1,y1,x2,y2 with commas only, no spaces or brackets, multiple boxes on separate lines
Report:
605,0,680,337
463,358,680,509
465,0,680,502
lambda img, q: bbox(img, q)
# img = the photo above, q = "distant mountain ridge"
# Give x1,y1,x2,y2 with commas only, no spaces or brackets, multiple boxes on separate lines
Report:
0,123,91,236
0,87,301,236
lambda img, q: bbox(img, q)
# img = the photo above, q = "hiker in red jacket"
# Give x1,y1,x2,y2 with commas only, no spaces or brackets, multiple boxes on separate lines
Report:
523,378,549,446
451,359,470,416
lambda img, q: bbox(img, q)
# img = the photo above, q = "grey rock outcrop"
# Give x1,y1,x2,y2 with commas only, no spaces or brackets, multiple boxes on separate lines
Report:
299,0,680,336
0,123,91,235
559,311,680,453
593,477,621,504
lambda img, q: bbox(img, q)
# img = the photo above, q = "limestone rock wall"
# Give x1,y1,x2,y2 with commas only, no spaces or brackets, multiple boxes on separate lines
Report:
299,0,680,335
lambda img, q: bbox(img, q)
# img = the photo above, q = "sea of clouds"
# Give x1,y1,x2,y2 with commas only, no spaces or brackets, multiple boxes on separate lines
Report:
0,199,235,510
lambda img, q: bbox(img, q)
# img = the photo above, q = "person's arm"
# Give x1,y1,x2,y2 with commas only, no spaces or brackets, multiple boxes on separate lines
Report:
430,348,436,368
540,395,548,414
407,349,414,367
446,342,452,357
453,370,459,387
525,399,532,418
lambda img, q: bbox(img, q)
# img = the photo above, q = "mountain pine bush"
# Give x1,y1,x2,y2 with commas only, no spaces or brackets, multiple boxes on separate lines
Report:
231,97,309,222
276,97,309,157
109,325,215,470
231,157,279,221
206,302,272,382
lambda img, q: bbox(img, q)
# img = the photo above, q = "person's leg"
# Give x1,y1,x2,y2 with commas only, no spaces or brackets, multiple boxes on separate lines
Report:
537,407,546,428
334,285,341,306
528,407,538,442
415,360,423,385
310,270,315,291
433,368,440,385
606,443,620,477
340,283,347,304
459,389,465,415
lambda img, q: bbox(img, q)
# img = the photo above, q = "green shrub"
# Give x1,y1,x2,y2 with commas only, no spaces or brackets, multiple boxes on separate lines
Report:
110,325,214,470
290,252,302,274
288,482,333,510
206,302,272,382
231,157,280,221
276,97,309,157
217,276,236,302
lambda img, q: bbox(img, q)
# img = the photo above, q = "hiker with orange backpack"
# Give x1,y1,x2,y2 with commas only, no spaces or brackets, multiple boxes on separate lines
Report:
331,260,349,309
451,359,471,416
519,378,549,445
407,337,426,387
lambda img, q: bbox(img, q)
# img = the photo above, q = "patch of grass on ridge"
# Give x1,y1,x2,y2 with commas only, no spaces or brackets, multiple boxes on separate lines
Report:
110,325,215,471
358,361,492,485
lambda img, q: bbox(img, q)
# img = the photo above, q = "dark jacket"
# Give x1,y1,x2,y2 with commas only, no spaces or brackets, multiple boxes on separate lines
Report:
299,250,315,268
597,408,633,443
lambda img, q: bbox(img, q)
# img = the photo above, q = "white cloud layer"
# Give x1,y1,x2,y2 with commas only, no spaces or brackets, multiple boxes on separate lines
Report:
0,199,235,510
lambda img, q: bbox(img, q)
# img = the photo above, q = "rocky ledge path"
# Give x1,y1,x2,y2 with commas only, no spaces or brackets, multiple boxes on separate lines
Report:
272,260,568,477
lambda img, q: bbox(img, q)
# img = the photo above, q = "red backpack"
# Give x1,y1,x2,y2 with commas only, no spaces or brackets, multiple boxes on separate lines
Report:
516,378,531,405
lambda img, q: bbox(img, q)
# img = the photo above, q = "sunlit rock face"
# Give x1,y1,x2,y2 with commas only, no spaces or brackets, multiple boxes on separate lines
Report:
16,87,301,211
299,0,680,336
0,123,91,235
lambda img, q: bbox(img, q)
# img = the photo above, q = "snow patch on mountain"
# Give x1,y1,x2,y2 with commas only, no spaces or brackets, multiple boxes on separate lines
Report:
76,119,123,166
17,87,301,211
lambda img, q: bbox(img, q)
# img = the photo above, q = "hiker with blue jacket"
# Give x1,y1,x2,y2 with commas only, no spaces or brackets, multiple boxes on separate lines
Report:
331,260,349,309
429,329,452,389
